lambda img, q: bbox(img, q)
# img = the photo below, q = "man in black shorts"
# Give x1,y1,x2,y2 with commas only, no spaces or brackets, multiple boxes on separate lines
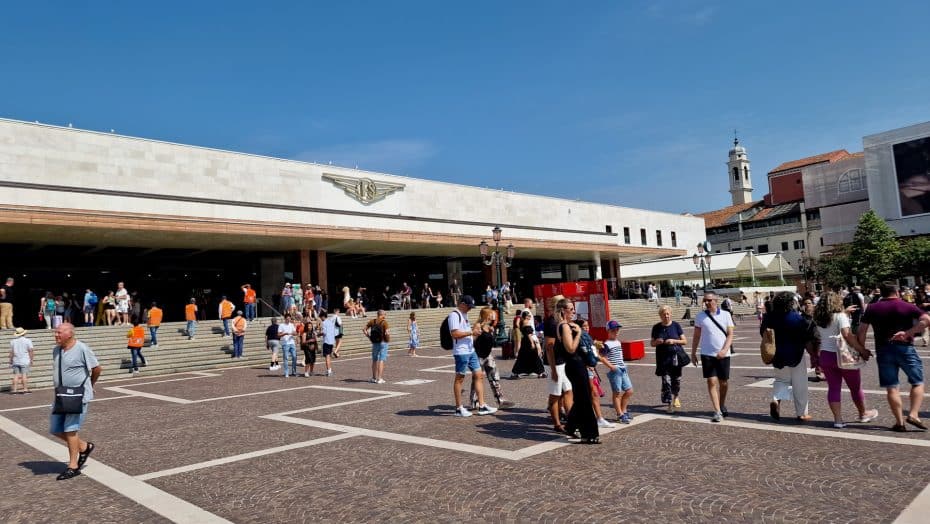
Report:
690,292,734,423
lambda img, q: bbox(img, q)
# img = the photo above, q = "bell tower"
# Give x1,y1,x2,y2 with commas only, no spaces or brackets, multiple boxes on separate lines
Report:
728,136,753,205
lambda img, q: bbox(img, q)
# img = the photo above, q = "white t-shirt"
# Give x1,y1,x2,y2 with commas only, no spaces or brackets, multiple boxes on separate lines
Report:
816,312,850,353
277,323,296,345
10,337,33,366
321,317,337,345
695,309,734,356
447,309,473,356
115,288,129,305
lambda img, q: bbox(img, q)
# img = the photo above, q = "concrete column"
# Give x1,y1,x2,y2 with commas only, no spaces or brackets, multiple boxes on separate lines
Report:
446,260,462,291
298,249,311,286
314,250,328,294
565,264,580,281
592,251,603,280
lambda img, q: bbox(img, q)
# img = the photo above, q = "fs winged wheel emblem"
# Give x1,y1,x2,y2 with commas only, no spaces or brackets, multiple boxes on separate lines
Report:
322,173,405,205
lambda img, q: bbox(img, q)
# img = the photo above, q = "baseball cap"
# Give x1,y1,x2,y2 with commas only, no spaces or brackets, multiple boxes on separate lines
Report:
606,320,622,330
459,295,476,308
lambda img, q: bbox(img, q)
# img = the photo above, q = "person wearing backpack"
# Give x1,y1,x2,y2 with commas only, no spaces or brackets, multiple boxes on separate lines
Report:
446,296,497,417
364,310,391,384
83,289,98,327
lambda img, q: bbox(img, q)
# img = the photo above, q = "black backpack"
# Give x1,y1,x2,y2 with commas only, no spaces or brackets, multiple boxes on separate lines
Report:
440,311,463,350
368,321,384,343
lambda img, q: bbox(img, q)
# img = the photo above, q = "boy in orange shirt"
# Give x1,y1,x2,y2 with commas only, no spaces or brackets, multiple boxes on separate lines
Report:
127,319,147,374
185,298,198,340
218,296,235,337
147,301,163,348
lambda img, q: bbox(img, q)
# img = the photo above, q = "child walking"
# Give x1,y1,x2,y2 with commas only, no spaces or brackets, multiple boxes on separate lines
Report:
407,312,419,356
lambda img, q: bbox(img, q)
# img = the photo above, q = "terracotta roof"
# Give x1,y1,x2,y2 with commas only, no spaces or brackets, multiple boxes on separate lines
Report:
697,201,763,228
769,149,850,174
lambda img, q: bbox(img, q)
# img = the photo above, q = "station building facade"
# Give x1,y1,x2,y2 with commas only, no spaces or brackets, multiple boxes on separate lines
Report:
0,118,705,323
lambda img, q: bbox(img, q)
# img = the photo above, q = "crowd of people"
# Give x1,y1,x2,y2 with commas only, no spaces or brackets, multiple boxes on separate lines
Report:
14,275,930,480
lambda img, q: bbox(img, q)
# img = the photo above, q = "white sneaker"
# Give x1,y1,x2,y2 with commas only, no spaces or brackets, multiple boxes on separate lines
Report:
269,365,275,371
326,369,333,376
304,372,310,377
376,378,386,384
857,409,879,423
476,405,498,415
455,406,472,417
597,418,615,428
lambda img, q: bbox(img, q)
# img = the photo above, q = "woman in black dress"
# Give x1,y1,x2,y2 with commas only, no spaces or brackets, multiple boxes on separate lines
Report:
556,298,599,444
510,320,546,378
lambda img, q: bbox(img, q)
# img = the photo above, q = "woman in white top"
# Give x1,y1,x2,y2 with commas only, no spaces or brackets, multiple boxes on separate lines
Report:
812,291,879,428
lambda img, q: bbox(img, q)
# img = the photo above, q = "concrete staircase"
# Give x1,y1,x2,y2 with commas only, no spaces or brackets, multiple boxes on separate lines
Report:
1,300,757,392
0,307,450,392
608,298,757,327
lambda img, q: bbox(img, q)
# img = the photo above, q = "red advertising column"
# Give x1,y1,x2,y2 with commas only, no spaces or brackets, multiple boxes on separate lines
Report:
533,280,611,341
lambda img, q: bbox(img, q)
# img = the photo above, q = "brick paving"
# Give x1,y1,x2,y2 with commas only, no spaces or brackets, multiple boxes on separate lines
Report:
2,318,929,523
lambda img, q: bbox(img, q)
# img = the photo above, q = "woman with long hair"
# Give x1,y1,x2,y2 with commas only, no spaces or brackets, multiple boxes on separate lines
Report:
813,291,878,428
761,292,816,421
556,298,599,443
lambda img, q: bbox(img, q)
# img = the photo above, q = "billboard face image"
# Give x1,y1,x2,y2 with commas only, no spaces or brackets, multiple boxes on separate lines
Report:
893,136,930,217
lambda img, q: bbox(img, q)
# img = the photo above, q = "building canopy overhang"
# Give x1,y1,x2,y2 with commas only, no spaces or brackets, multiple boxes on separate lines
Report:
618,251,794,281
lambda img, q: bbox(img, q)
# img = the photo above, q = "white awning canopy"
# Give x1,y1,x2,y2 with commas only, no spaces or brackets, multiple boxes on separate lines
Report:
619,251,793,282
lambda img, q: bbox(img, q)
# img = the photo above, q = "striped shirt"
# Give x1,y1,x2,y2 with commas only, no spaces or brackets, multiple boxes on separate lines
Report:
602,340,625,368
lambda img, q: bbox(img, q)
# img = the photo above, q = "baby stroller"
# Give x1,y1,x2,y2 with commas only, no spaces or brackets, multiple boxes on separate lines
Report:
390,293,403,310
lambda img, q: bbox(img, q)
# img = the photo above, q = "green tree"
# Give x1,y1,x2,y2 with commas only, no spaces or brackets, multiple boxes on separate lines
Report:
900,237,930,282
848,210,900,287
816,244,852,289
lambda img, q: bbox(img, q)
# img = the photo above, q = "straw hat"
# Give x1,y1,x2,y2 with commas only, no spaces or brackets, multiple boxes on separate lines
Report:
13,327,27,338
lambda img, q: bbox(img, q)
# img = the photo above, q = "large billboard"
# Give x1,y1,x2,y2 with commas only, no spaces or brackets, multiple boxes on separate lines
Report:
893,136,930,216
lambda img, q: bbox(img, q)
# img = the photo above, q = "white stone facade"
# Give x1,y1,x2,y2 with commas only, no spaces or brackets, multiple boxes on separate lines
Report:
0,118,705,260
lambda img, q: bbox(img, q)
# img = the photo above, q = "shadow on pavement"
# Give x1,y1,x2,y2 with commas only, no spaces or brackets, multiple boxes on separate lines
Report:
19,461,62,476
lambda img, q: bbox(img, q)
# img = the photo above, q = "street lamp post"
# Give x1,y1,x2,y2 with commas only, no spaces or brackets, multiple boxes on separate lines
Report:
692,241,713,291
479,226,515,344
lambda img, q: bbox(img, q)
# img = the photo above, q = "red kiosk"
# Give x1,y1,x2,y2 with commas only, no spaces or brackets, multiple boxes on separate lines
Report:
533,279,644,361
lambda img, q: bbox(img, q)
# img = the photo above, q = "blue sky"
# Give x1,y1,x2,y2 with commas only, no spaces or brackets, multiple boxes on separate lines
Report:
2,1,929,214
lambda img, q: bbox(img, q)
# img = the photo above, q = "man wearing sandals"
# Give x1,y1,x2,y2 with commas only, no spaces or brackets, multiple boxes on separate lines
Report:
49,322,102,480
858,283,930,432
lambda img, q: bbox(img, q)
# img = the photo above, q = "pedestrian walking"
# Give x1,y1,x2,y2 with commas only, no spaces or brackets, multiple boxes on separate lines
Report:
278,315,298,378
218,296,235,337
813,291,878,428
650,305,687,413
242,284,257,322
147,302,163,348
448,296,497,417
556,298,599,443
231,310,247,359
8,327,34,393
544,294,573,433
364,310,391,384
510,311,546,378
0,277,15,329
126,319,146,374
857,283,930,432
302,316,320,377
762,292,817,421
601,320,634,423
407,312,419,356
691,292,734,422
470,307,515,410
185,298,198,340
50,322,101,480
265,317,280,371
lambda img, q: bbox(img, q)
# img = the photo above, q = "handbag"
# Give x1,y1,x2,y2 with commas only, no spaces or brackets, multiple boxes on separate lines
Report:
52,347,87,414
674,346,691,367
834,335,866,370
760,328,776,365
592,371,605,397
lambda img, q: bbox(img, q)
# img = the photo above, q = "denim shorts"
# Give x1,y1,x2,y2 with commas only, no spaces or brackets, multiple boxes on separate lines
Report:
49,403,88,434
12,364,30,375
877,343,924,388
607,367,633,392
371,342,389,362
454,352,481,375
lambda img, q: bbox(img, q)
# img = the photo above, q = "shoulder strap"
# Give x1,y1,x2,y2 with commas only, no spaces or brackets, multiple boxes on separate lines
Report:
706,311,729,336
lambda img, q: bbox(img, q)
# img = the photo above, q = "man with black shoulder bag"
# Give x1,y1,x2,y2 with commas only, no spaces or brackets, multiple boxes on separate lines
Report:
50,322,102,480
691,292,735,423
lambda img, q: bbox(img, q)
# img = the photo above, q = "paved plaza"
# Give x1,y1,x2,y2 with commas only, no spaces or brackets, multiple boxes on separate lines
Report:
2,319,929,523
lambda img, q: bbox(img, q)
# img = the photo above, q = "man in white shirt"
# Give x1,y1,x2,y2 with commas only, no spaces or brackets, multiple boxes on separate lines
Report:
321,311,337,376
277,315,298,378
448,296,497,417
691,292,735,423
8,327,34,393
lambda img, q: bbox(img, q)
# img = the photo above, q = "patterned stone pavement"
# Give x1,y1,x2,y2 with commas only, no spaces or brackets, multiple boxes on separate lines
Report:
2,318,929,523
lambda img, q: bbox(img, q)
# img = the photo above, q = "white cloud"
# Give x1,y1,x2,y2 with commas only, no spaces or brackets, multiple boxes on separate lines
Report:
292,139,438,173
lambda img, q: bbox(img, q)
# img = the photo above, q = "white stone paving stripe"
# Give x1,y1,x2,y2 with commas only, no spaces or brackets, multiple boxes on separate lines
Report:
266,389,407,417
134,432,359,481
0,414,231,524
264,414,517,460
895,479,930,523
0,394,134,413
105,386,194,404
